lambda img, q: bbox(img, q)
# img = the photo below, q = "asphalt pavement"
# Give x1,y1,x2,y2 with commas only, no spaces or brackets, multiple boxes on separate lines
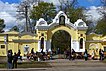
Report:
0,59,106,71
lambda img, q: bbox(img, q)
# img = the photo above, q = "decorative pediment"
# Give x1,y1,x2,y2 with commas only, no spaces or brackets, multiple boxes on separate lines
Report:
49,11,74,29
52,11,70,24
35,11,88,30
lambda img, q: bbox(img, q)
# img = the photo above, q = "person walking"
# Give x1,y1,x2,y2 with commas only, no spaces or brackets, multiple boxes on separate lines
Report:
99,49,102,60
71,49,75,60
13,52,18,68
99,49,104,60
17,49,22,60
7,50,13,69
31,48,34,55
101,50,104,60
84,49,88,61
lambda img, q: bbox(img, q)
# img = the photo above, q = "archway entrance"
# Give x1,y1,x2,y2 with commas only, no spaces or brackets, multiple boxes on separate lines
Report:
51,30,71,59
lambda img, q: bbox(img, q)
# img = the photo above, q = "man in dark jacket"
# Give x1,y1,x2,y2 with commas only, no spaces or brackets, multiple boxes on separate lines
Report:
7,50,13,69
13,52,18,68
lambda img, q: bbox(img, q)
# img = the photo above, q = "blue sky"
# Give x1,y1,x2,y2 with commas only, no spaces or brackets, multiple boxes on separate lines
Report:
1,0,101,8
78,0,101,7
1,0,20,3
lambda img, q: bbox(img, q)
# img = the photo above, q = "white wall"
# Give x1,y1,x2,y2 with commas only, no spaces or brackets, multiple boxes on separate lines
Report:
46,39,51,52
72,40,85,52
38,40,41,52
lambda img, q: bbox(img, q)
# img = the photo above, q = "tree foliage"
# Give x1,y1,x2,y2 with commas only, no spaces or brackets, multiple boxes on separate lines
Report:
9,26,19,32
58,0,85,23
95,0,106,36
95,18,106,36
67,7,85,23
30,2,56,24
101,0,106,6
0,19,5,33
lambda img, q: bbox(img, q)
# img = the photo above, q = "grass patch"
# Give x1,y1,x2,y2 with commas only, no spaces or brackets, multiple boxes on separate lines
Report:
0,61,51,68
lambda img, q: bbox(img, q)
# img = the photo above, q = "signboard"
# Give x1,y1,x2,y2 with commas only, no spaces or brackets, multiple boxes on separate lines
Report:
4,34,8,44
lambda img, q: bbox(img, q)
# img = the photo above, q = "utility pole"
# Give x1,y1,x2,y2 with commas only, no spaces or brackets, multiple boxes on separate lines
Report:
17,0,40,33
17,1,30,32
25,5,28,32
4,34,8,68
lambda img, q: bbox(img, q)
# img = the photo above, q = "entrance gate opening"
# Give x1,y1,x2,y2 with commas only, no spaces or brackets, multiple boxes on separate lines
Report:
51,30,71,59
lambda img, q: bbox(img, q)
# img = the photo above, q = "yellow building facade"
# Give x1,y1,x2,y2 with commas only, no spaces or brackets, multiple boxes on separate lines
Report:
86,33,106,58
0,11,105,57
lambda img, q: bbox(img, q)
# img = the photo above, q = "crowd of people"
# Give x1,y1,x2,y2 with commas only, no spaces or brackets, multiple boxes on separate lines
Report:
64,48,105,61
25,48,53,61
7,48,105,69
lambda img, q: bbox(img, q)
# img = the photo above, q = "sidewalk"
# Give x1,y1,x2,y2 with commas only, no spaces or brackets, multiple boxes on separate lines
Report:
0,68,48,71
47,59,106,67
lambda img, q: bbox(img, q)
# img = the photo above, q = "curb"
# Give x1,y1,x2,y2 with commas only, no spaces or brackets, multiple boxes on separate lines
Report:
0,68,48,71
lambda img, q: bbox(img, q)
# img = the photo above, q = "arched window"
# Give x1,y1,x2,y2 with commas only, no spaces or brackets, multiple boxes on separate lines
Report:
80,38,83,49
41,38,44,50
59,15,65,25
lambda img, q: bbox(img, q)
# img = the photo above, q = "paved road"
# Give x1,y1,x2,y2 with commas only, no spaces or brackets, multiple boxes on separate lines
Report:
47,59,106,71
0,59,106,71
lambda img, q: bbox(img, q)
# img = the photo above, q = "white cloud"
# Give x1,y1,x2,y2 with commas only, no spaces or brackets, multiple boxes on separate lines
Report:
44,0,60,6
0,1,18,31
84,6,104,26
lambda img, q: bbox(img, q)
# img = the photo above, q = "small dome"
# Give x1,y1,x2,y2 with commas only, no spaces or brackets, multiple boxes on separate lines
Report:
36,18,47,26
74,19,86,27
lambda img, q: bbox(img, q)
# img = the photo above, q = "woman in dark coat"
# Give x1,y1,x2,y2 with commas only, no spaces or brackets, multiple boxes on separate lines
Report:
84,49,88,61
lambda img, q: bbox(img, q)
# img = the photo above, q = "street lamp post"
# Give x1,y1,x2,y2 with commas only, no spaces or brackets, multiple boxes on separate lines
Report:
4,34,8,68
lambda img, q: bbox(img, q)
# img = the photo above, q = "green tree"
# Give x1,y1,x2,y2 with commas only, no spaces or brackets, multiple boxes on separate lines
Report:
30,2,56,24
66,7,85,23
95,0,106,36
58,0,85,23
95,18,106,36
9,26,19,32
0,19,5,33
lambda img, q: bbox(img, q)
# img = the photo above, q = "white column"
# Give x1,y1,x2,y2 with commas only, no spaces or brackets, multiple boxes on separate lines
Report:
83,40,85,52
46,41,49,51
72,40,79,52
38,40,41,52
49,39,51,52
46,39,51,52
